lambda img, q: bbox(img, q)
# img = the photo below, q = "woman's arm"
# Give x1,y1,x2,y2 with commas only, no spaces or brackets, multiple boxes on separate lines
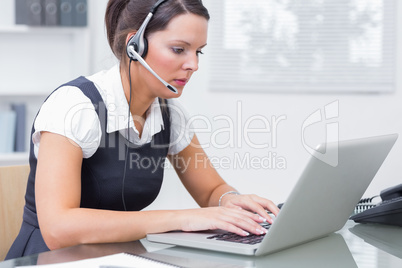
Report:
35,132,186,250
168,135,233,207
169,135,279,227
36,132,277,250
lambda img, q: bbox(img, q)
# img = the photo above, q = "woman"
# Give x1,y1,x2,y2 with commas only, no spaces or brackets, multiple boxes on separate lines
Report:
6,0,279,259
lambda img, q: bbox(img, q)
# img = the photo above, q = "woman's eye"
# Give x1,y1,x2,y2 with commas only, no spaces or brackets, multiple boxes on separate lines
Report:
196,50,204,56
172,47,184,54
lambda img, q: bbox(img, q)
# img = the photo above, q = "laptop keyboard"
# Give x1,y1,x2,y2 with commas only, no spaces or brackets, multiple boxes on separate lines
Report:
206,222,271,245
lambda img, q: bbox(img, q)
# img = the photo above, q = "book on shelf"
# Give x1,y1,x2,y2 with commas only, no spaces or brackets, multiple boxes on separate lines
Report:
27,0,43,26
44,0,59,26
0,109,17,153
11,103,27,152
60,0,74,26
0,103,26,154
74,0,88,27
15,0,88,27
15,0,28,25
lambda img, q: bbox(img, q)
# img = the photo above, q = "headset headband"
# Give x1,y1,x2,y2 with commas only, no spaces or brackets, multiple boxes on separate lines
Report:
126,0,169,59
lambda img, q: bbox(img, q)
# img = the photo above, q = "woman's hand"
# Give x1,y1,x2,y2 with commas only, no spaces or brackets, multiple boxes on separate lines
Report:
179,206,271,237
220,193,280,225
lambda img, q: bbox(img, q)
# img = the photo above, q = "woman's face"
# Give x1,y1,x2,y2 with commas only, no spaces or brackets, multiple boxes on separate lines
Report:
134,13,208,99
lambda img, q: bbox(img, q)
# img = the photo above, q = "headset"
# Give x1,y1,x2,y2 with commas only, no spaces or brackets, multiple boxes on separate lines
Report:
126,0,178,94
122,0,176,211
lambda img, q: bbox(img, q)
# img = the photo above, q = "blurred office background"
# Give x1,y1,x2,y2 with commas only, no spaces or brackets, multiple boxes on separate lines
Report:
0,0,401,208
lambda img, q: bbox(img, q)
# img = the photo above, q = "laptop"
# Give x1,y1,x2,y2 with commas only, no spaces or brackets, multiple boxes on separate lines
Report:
147,134,398,256
143,233,357,267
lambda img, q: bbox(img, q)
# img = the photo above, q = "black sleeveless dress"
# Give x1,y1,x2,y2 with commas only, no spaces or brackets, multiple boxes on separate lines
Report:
6,77,170,259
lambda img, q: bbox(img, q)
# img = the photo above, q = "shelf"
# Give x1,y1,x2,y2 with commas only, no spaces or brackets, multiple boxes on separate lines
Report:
0,24,91,96
0,25,88,34
0,91,48,97
0,152,29,166
0,87,55,97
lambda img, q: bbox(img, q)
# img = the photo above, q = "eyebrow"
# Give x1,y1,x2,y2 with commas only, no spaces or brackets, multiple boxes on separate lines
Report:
171,40,207,49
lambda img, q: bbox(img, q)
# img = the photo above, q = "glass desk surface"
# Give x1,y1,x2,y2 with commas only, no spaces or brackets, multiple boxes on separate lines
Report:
1,221,402,268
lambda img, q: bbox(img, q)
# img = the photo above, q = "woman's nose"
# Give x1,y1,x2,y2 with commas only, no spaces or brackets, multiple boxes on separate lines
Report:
182,53,199,72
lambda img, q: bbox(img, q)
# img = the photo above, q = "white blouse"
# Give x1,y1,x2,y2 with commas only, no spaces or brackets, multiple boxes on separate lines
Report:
32,64,194,158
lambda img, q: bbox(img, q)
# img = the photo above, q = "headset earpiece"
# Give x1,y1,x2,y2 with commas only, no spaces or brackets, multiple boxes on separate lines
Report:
126,0,168,62
122,0,175,210
126,32,148,61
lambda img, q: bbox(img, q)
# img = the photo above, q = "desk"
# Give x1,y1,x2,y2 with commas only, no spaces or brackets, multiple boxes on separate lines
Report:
1,221,402,268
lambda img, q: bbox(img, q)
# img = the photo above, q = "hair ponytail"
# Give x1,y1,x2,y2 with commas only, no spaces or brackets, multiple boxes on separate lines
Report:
105,0,130,60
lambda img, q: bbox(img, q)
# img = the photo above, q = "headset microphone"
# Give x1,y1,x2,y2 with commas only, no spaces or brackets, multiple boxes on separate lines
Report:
121,0,175,211
126,0,178,94
127,45,178,94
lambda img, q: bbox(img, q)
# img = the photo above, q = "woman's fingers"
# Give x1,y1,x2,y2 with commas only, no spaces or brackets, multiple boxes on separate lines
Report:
203,207,268,236
182,202,275,237
222,207,269,235
247,195,280,223
222,194,280,224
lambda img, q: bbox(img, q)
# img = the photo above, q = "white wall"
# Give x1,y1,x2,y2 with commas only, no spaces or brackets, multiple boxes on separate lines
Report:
145,1,402,209
1,0,400,208
88,0,402,210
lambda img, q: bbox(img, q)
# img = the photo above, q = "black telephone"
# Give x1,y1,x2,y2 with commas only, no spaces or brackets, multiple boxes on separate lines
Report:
350,184,402,227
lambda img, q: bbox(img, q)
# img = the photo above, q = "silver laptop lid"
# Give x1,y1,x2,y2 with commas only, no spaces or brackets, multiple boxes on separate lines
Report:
256,133,398,255
147,134,397,256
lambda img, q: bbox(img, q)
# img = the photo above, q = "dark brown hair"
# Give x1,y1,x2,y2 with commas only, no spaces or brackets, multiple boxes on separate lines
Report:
105,0,210,62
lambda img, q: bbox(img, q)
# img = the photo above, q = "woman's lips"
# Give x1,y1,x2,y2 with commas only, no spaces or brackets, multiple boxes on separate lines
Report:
173,79,188,86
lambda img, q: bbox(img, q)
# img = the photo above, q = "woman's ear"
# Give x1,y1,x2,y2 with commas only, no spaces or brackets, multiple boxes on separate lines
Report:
126,32,137,46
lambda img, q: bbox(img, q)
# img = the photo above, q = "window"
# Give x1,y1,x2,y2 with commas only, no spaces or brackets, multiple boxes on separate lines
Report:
204,0,396,93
